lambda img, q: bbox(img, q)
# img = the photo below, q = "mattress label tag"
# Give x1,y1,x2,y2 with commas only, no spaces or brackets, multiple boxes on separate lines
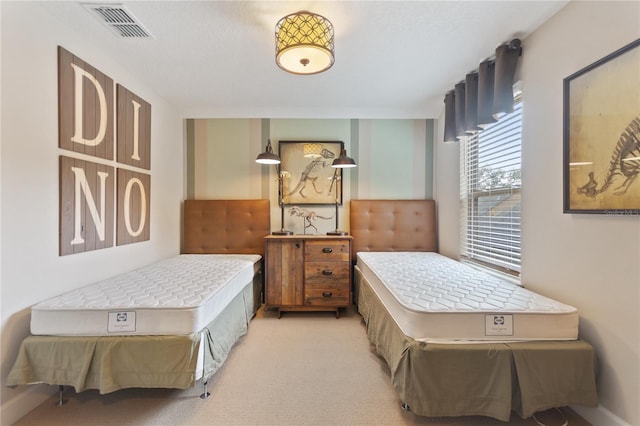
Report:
485,314,513,336
108,311,136,333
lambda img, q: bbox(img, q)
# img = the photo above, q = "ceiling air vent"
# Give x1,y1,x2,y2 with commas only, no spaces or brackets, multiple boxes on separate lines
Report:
83,3,153,38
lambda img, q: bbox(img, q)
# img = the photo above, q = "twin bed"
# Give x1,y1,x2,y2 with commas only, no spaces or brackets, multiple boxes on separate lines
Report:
7,198,598,421
350,199,598,421
7,199,270,399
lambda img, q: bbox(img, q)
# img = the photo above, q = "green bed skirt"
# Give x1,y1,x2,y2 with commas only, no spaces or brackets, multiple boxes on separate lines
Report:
354,266,598,421
7,278,260,394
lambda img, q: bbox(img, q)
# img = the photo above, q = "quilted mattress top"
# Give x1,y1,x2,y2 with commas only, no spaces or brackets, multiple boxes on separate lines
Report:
33,254,261,311
357,252,577,314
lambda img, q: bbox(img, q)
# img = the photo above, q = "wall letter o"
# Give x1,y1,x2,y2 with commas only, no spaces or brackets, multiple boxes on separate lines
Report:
123,177,146,237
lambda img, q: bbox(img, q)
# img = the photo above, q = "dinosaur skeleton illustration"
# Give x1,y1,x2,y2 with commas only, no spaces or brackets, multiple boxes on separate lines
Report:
288,206,333,234
285,149,335,200
577,116,640,198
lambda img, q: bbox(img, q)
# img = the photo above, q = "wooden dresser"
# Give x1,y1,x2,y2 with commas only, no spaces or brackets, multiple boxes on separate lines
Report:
264,235,352,318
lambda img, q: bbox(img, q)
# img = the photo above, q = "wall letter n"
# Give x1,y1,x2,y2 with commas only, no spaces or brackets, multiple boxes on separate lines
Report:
70,167,109,244
59,156,115,255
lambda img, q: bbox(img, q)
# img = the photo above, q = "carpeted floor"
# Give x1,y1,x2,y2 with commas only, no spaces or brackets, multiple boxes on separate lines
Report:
14,306,590,425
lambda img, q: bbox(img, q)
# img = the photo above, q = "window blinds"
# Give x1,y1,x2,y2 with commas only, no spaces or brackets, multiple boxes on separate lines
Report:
460,101,522,275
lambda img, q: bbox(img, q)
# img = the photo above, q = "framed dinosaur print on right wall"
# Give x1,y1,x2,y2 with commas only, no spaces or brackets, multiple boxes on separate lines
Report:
563,38,640,214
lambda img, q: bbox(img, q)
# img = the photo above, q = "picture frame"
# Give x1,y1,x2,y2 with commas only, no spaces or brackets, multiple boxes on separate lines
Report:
279,140,344,205
563,39,640,214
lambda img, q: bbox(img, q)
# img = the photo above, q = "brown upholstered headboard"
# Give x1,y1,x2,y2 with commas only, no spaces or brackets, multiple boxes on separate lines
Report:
350,199,437,263
182,199,270,256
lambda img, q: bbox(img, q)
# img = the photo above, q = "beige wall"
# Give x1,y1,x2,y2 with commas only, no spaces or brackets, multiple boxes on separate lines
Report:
521,2,639,424
436,2,640,424
189,119,264,200
188,118,433,235
1,4,184,423
4,1,637,424
356,119,429,199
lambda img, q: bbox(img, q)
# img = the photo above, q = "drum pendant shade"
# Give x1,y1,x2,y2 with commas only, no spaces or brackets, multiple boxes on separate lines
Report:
276,11,335,75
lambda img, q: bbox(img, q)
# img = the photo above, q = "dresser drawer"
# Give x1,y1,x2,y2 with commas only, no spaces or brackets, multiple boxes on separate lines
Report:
304,261,350,283
305,283,350,306
305,240,350,262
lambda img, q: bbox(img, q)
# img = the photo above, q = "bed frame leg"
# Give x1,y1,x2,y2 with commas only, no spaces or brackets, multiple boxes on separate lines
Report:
200,381,211,399
55,385,66,407
401,402,411,412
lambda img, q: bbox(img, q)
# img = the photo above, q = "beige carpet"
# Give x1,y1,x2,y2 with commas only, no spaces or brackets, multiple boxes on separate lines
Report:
14,306,589,425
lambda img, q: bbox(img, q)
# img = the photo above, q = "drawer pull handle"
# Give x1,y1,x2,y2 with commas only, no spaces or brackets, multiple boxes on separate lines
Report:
322,291,332,297
322,248,333,253
322,270,333,275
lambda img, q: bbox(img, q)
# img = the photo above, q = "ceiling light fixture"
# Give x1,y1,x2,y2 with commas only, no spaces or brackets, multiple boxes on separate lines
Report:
275,11,334,75
303,143,323,158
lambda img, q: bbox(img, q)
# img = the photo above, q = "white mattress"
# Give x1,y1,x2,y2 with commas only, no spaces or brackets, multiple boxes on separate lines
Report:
31,254,261,336
356,252,579,343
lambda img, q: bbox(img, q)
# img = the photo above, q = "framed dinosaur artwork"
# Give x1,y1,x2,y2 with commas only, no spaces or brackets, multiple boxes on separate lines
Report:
563,38,640,214
279,140,344,205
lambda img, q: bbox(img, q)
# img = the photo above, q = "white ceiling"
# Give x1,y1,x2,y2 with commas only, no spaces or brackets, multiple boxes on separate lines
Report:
40,1,568,119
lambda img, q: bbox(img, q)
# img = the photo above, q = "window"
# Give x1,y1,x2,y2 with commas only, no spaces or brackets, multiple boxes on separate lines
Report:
460,99,522,276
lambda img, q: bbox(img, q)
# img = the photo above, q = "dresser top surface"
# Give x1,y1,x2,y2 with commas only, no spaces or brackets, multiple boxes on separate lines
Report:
264,234,353,241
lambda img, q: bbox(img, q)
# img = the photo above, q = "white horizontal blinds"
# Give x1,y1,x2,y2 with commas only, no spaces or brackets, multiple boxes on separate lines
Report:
461,101,522,275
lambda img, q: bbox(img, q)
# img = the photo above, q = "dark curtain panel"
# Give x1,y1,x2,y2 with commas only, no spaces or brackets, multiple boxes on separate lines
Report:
442,39,522,141
454,81,466,138
464,72,480,133
477,59,497,126
493,40,521,116
443,91,457,143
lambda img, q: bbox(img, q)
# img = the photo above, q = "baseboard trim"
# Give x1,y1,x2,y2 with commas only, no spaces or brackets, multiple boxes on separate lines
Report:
1,384,56,425
572,405,630,426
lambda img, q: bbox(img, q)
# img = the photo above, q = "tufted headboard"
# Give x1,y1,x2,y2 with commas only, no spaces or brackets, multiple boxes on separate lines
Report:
182,199,270,256
349,199,437,263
